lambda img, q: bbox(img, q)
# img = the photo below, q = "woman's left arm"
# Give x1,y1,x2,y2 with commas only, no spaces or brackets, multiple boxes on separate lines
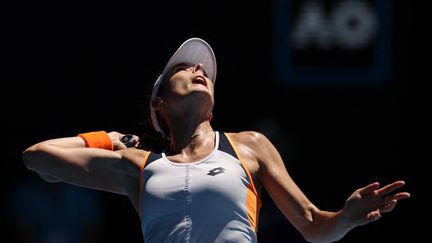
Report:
244,131,410,243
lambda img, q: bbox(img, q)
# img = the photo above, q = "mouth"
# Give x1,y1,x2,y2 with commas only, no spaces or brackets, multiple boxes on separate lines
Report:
192,75,207,87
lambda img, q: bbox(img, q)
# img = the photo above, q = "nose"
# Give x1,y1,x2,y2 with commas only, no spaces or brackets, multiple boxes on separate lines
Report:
193,63,204,74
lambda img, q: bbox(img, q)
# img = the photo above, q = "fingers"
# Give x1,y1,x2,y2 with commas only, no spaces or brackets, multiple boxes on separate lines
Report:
367,210,381,221
359,182,380,196
380,192,410,207
131,135,140,147
376,180,406,197
120,134,140,148
380,200,397,213
388,192,411,201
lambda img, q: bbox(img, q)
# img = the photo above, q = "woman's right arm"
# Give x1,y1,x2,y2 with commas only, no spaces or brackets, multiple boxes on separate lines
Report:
22,132,144,196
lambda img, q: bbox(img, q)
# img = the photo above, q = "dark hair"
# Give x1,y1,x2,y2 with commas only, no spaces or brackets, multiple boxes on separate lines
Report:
136,78,170,153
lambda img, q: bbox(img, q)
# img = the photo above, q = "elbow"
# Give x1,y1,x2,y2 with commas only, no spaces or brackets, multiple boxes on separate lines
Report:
302,232,328,243
300,227,319,243
22,145,62,183
304,236,321,243
39,173,61,183
303,236,338,243
299,221,343,243
297,207,329,243
22,146,37,169
293,217,318,242
22,144,46,171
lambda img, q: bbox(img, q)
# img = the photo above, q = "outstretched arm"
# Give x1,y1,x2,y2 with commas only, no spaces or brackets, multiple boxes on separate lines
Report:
238,131,410,243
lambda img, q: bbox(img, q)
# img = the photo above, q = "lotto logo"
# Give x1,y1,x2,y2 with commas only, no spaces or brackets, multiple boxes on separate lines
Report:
274,0,392,86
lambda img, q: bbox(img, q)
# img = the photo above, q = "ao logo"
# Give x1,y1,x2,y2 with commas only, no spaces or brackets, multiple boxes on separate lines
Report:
274,0,392,85
292,0,378,50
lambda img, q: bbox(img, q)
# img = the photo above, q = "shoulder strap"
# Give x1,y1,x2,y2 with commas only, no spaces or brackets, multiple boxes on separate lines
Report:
143,152,163,169
222,132,262,233
217,132,238,158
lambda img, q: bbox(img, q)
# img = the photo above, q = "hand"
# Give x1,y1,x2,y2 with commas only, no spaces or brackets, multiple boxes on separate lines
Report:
108,131,140,150
342,180,410,227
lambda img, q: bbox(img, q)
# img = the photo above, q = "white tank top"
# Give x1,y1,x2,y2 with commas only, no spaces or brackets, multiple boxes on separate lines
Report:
139,131,261,243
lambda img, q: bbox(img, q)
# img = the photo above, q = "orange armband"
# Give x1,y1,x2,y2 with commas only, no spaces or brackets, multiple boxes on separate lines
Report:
78,131,113,150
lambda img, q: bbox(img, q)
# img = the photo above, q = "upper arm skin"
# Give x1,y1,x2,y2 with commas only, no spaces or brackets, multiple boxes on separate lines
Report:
229,131,315,235
22,137,147,210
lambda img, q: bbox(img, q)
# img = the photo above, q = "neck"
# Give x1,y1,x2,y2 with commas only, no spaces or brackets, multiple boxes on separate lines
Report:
191,130,214,139
165,113,214,154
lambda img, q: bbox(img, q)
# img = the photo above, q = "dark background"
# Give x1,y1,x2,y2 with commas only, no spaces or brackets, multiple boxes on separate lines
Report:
2,1,427,242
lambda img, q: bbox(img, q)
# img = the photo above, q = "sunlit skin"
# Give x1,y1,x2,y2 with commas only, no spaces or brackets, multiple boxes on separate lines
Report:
22,63,410,243
152,63,216,156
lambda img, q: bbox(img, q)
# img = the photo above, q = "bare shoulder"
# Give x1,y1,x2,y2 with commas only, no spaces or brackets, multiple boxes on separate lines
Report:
224,131,270,188
225,131,272,151
117,148,150,170
226,131,282,169
225,131,276,165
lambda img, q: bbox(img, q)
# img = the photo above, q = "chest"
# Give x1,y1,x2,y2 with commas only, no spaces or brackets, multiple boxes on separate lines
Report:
141,151,250,203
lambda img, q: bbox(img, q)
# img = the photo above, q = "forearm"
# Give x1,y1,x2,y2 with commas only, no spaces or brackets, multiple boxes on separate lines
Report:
22,137,86,174
30,137,86,149
22,131,113,176
27,130,118,150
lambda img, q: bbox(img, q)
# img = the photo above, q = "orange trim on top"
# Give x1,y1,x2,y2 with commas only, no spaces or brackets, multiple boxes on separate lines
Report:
225,133,262,232
138,151,151,217
224,133,259,195
140,152,151,172
246,187,261,231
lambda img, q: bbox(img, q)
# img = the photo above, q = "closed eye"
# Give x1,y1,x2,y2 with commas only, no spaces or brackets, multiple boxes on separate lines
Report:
173,63,190,72
173,63,208,77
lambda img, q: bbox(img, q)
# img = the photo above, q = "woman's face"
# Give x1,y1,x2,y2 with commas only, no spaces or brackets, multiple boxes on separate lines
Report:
162,62,215,100
153,62,215,133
